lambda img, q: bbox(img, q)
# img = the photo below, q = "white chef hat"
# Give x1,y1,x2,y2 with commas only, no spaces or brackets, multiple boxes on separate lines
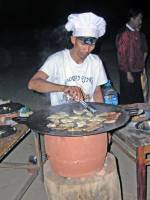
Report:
65,12,106,38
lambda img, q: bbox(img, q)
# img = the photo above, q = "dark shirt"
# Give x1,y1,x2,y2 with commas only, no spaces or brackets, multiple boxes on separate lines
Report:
116,26,148,72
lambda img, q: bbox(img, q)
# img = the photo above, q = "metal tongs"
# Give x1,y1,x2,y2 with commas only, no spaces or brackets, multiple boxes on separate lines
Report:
79,100,96,114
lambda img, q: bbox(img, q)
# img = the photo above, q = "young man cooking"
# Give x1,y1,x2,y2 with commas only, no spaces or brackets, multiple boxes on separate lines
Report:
28,12,108,105
28,12,110,177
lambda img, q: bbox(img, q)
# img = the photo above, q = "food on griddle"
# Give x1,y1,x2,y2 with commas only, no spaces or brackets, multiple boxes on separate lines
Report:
46,110,121,132
102,112,121,123
73,109,86,115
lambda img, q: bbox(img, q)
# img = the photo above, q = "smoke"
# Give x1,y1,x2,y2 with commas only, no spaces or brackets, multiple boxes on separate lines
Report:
35,25,72,65
0,48,12,70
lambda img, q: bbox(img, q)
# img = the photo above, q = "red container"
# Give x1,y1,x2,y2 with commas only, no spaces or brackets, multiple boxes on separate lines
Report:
44,133,108,178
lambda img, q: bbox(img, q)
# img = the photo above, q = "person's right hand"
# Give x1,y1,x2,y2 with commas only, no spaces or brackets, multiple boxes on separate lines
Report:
127,72,134,83
63,86,86,101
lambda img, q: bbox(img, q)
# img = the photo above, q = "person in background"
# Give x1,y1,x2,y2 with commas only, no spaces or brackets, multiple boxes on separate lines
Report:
116,8,149,104
28,12,108,105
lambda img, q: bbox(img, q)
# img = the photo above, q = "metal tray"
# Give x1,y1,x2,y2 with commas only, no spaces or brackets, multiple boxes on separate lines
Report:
27,102,130,136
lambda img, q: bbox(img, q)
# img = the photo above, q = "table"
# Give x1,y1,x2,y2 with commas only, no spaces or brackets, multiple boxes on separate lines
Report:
112,123,150,200
0,124,44,200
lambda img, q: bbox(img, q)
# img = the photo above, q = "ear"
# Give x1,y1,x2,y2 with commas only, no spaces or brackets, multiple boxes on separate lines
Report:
70,36,76,45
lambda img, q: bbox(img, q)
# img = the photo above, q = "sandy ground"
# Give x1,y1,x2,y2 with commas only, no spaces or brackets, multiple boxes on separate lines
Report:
0,32,150,200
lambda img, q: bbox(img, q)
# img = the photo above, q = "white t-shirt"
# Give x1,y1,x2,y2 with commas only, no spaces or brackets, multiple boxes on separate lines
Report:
40,49,108,106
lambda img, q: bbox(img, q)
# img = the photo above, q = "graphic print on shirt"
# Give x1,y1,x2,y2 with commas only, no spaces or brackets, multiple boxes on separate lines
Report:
66,75,93,85
63,74,94,103
40,49,108,106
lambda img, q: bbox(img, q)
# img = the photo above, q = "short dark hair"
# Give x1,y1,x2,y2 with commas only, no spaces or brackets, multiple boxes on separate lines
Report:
127,8,143,20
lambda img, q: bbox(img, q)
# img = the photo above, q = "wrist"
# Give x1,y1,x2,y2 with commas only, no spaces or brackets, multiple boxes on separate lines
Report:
60,85,67,92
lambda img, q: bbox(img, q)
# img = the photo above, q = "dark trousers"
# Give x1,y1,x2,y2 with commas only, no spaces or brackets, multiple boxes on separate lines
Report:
119,70,144,104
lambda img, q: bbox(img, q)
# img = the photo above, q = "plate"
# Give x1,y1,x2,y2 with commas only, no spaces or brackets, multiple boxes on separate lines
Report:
0,102,23,115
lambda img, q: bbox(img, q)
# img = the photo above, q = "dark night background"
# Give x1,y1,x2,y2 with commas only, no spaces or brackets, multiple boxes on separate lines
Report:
0,0,150,68
0,0,150,37
0,0,149,28
0,0,150,107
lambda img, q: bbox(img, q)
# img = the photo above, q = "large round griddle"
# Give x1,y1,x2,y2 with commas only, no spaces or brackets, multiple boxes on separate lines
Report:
27,102,130,136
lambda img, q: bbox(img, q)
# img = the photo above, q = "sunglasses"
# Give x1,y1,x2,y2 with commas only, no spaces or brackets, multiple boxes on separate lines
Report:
77,37,97,45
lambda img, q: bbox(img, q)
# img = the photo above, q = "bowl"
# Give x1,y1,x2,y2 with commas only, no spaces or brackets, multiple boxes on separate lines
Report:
136,120,150,133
